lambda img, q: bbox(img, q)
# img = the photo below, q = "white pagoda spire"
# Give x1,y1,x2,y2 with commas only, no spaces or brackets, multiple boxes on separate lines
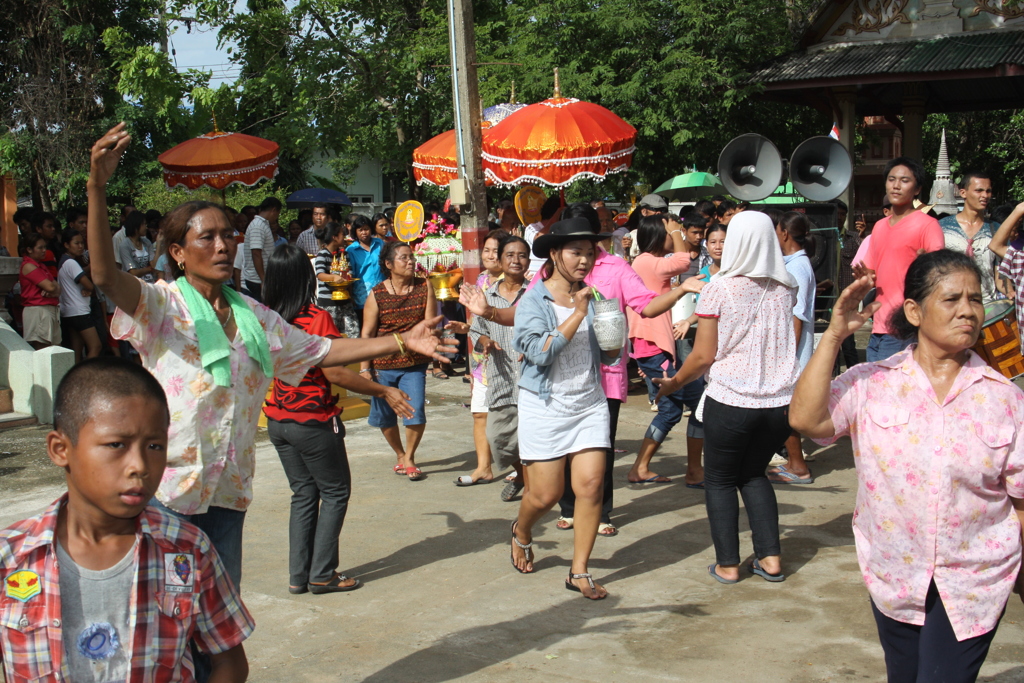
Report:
929,128,958,215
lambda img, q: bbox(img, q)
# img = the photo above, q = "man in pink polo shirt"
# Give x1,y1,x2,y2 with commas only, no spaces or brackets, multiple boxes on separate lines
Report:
460,203,703,536
858,157,944,361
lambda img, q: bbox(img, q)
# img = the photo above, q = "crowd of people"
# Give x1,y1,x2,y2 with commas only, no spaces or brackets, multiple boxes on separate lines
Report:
3,122,1024,683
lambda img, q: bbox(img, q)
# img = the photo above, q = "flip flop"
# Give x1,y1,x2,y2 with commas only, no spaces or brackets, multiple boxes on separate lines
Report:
405,466,426,481
749,558,786,583
628,475,672,484
708,564,738,585
597,523,618,537
393,463,406,475
767,465,814,485
685,481,705,489
431,369,449,380
556,516,574,530
454,475,494,487
501,480,524,502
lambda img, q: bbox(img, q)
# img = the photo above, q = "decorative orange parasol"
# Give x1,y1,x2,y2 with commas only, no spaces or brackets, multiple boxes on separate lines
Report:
481,71,636,188
412,129,459,188
158,125,279,191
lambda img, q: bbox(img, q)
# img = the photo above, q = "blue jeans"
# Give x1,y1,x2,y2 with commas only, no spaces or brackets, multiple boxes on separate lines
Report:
636,349,704,443
368,364,427,428
150,499,247,591
867,333,912,362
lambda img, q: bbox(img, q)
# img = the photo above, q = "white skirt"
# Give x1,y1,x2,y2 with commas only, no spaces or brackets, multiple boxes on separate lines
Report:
517,388,610,461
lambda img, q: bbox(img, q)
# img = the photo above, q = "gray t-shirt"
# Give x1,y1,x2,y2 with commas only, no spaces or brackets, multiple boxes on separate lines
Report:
57,540,136,683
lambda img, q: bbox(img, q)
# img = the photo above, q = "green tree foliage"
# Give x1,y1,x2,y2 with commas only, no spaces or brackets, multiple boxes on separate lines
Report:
923,111,1024,202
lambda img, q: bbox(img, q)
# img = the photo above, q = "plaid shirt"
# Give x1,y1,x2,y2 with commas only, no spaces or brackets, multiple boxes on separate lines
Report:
296,227,319,256
0,496,254,682
999,245,1024,354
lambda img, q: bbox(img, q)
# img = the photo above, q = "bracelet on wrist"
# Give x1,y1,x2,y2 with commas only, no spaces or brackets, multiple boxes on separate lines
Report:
392,332,409,357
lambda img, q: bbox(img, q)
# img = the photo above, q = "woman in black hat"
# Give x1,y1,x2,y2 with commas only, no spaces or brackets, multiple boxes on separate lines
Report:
509,217,620,599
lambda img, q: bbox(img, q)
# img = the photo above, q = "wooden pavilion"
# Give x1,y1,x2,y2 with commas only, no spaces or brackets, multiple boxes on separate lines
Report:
749,0,1024,213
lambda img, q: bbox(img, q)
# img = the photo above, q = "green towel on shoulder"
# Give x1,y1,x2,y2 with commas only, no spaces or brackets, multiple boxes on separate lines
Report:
176,277,273,387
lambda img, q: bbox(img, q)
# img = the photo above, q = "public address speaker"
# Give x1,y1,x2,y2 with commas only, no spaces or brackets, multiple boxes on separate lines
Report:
717,134,852,203
717,134,784,202
790,136,853,202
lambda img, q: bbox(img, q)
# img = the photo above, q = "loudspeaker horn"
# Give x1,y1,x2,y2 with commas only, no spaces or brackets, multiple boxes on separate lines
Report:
790,136,852,202
717,134,784,202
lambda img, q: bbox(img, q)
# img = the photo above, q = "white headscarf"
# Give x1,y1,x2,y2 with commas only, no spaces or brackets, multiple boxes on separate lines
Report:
716,210,797,288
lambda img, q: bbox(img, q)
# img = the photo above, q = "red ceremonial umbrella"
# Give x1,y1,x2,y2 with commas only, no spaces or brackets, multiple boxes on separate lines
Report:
158,128,279,191
481,73,636,188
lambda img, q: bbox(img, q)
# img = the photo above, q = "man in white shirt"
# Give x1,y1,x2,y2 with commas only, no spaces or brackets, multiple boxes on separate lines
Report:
111,205,136,266
242,197,282,301
524,196,564,277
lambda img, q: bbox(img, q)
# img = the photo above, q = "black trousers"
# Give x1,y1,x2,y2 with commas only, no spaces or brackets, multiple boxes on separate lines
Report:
558,398,621,524
267,416,352,585
840,334,859,371
872,582,1001,683
244,280,262,302
702,397,790,565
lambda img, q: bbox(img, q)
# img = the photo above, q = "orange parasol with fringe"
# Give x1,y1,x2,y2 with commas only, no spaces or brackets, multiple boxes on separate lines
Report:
159,122,279,191
481,70,636,188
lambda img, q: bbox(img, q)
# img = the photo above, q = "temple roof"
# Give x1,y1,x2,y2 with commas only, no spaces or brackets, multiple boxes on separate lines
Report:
750,30,1024,113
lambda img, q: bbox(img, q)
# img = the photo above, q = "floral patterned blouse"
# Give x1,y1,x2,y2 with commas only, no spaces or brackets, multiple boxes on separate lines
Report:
816,347,1024,640
112,280,332,515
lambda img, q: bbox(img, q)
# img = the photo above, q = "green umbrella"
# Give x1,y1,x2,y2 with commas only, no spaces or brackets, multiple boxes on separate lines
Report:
653,172,724,201
757,181,806,205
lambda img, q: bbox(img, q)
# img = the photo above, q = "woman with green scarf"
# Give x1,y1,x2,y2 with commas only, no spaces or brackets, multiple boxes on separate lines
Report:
86,124,454,592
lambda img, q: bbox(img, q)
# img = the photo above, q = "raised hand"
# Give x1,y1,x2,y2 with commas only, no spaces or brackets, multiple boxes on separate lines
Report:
827,274,881,342
672,319,691,340
459,284,488,317
445,321,470,335
90,123,131,188
403,315,459,361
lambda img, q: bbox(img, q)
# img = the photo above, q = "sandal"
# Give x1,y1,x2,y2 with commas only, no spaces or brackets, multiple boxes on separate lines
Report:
431,368,449,380
309,573,362,594
556,516,574,530
510,521,534,574
393,463,406,475
565,572,606,600
597,523,618,537
405,465,425,481
500,479,524,502
749,558,785,582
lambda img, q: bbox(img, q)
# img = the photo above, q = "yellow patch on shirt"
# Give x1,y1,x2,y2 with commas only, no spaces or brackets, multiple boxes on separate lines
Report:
5,570,42,602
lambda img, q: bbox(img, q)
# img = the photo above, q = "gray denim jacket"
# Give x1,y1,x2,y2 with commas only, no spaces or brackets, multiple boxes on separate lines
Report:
512,281,620,401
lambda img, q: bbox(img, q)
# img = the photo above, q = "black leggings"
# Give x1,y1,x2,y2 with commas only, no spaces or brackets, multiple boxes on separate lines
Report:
702,396,790,565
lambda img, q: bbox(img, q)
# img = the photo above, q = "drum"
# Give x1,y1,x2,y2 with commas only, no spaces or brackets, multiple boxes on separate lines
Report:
972,299,1024,379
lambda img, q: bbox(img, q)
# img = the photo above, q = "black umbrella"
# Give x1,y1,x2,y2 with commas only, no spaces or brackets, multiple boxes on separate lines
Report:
285,188,352,209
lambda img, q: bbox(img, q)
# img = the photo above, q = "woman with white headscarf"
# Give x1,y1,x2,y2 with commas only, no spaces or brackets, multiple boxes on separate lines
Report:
654,211,800,585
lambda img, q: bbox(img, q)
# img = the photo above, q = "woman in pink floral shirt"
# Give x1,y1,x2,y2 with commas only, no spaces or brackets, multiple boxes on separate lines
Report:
85,124,454,592
791,250,1024,682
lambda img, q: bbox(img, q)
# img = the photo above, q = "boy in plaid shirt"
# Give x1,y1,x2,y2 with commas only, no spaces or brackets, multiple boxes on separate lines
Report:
0,358,253,682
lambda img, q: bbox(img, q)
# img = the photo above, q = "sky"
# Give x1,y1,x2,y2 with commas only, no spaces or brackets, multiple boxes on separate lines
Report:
166,19,239,87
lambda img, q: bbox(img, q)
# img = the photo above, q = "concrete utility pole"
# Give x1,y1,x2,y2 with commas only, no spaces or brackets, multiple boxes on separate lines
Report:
447,0,488,285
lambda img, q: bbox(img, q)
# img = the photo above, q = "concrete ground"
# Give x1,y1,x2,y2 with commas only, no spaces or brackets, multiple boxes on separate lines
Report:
4,372,1024,682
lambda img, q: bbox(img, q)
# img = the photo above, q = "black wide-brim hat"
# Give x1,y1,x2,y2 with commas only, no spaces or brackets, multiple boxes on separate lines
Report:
532,217,614,258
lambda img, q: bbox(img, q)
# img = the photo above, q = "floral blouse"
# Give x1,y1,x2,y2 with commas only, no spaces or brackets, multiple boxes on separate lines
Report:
112,280,332,514
816,348,1024,640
